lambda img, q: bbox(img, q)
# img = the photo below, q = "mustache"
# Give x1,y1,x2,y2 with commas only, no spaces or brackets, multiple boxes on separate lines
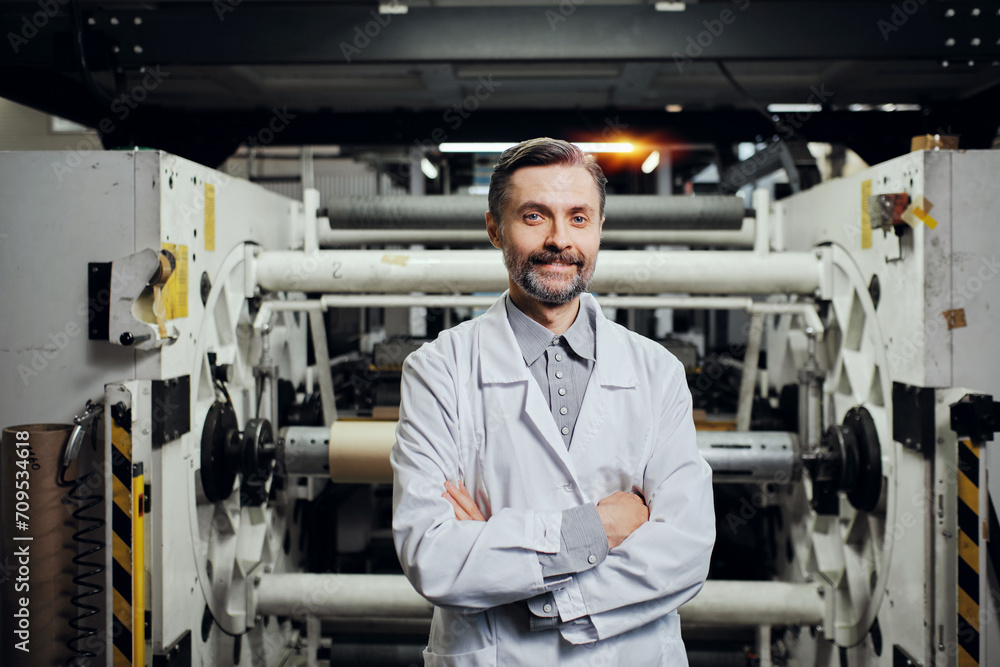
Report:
528,250,584,266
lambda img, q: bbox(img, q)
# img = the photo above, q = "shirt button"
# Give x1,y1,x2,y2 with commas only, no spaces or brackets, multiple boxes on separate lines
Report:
555,354,563,362
587,554,597,565
555,371,564,379
543,604,553,613
562,483,573,492
558,388,566,396
560,407,568,415
561,426,569,435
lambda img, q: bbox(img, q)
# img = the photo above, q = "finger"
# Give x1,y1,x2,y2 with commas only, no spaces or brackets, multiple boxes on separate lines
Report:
443,491,472,520
457,481,487,520
447,481,486,521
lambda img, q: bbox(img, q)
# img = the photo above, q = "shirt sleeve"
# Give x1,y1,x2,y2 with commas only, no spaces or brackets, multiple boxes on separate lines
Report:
553,355,716,644
392,342,566,613
537,503,608,576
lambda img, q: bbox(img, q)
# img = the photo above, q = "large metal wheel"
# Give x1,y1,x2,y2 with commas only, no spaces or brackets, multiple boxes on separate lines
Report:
187,243,305,635
771,243,896,648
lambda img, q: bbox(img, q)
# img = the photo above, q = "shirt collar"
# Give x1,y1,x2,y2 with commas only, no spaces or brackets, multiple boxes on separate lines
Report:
504,294,597,365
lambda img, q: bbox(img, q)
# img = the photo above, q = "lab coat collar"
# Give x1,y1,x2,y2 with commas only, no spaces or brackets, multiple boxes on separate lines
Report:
479,292,637,388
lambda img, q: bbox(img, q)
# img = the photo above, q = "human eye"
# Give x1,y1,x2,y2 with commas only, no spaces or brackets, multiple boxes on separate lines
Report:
524,212,543,222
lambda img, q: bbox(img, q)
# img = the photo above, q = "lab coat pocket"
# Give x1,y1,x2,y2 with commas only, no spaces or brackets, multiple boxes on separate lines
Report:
421,644,498,667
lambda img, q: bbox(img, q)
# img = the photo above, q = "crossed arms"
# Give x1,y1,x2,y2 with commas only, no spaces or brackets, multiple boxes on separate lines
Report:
391,346,716,643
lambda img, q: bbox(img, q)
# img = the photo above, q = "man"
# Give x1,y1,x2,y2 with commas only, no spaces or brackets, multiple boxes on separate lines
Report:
391,138,715,665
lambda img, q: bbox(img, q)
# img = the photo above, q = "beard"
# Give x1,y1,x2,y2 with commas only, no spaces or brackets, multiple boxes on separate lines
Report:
502,245,597,305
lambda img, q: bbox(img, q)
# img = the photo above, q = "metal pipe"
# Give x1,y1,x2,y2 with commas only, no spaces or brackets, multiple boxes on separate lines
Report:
254,575,825,627
282,425,800,485
263,294,823,336
736,313,765,431
325,195,746,231
255,250,824,295
318,222,756,248
698,431,801,484
753,188,770,255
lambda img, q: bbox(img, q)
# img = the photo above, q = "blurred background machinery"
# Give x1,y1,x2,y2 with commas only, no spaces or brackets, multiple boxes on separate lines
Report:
2,2,1000,666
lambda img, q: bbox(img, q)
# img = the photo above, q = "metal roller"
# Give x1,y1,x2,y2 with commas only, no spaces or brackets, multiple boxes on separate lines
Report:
325,195,746,231
253,574,826,627
318,224,757,248
697,431,801,484
254,249,827,295
281,425,801,485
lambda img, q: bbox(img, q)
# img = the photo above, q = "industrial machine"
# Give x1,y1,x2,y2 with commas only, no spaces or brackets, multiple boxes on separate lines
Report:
1,148,998,667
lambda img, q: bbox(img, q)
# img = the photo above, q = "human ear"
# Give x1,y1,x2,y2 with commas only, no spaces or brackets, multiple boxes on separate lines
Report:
485,212,503,249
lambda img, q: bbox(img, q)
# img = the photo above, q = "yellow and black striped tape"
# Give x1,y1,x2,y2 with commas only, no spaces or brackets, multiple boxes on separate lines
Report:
957,438,980,667
110,419,145,666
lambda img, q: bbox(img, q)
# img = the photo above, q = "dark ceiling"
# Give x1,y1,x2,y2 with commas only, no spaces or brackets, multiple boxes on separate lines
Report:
2,1,999,168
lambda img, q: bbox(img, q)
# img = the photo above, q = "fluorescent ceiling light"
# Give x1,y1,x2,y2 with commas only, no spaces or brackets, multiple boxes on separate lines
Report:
655,2,687,11
767,104,822,113
665,104,683,113
420,157,438,179
641,151,660,174
439,142,633,154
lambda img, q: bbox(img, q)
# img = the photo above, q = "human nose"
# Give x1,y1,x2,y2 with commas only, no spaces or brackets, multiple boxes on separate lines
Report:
543,217,572,250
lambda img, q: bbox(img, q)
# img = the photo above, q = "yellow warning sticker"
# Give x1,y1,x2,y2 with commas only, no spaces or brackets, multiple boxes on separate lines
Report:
161,243,189,319
860,179,873,249
205,183,216,251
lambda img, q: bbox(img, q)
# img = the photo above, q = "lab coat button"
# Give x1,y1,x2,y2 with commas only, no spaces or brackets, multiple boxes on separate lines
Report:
588,554,597,564
561,427,569,435
543,604,553,613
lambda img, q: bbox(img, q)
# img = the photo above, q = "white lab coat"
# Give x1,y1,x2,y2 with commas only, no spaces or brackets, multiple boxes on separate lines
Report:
391,293,715,666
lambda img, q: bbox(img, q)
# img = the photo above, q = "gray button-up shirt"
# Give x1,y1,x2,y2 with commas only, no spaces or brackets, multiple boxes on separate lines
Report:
504,295,596,448
504,294,609,631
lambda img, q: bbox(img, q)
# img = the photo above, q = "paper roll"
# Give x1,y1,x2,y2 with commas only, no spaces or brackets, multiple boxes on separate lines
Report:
1,424,78,667
328,421,397,484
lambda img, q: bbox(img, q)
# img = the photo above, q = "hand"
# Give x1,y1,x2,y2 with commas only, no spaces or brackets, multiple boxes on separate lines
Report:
443,480,485,521
596,491,648,549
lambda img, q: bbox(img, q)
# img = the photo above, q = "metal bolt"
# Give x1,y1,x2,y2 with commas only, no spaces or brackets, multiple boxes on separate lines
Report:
112,45,120,53
87,17,96,25
134,16,143,25
143,426,150,435
110,16,119,25
134,45,143,54
971,8,980,16
945,38,956,47
945,8,955,17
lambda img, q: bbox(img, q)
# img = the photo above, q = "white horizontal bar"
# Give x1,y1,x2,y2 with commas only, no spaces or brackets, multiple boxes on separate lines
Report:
254,250,824,295
318,225,756,247
254,575,825,627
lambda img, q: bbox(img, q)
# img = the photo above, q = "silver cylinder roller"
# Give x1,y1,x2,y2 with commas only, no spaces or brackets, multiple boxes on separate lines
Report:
697,430,801,484
281,425,801,485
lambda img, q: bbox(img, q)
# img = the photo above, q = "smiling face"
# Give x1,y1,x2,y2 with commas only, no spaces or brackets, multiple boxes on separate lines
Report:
486,164,604,307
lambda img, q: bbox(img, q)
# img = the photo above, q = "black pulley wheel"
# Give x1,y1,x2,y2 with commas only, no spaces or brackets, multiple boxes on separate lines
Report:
200,401,240,503
844,406,882,513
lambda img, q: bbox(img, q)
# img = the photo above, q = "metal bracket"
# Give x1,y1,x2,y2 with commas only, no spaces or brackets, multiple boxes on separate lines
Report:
950,393,1000,443
103,248,180,350
892,382,936,452
150,376,191,446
